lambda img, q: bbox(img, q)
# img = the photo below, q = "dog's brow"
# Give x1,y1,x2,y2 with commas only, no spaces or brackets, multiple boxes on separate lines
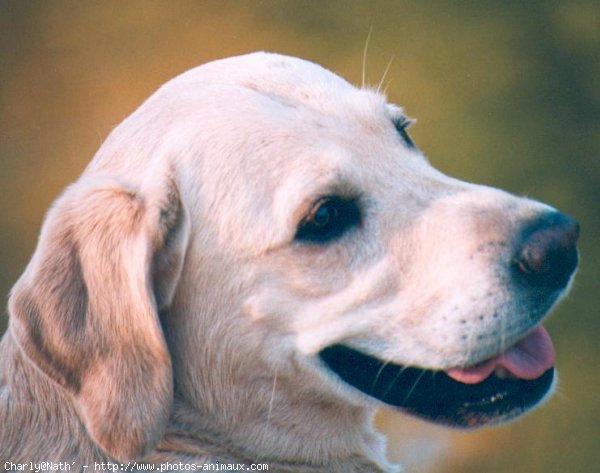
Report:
385,103,413,126
385,103,404,119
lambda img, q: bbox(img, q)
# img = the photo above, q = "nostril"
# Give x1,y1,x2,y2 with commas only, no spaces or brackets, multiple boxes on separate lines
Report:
513,212,579,289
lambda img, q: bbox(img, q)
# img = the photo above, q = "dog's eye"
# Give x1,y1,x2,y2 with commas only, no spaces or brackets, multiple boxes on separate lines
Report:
393,117,415,149
295,196,361,243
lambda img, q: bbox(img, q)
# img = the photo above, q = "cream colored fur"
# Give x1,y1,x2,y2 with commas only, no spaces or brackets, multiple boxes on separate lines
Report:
0,52,562,472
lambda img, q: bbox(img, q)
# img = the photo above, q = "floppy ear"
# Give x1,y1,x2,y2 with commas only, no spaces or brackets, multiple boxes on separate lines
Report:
9,173,189,460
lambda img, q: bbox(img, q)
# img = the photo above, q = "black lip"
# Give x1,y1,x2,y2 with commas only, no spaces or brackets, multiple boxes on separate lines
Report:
319,344,554,428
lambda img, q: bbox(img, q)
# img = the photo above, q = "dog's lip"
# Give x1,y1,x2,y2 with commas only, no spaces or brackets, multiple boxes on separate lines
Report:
318,326,557,428
446,325,556,384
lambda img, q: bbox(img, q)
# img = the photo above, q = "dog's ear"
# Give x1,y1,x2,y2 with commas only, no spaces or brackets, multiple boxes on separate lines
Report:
9,173,189,460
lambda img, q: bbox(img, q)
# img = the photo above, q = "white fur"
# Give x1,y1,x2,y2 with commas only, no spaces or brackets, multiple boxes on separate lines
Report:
0,52,567,472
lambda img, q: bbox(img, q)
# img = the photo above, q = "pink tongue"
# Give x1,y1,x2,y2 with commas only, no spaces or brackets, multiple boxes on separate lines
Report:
446,326,556,384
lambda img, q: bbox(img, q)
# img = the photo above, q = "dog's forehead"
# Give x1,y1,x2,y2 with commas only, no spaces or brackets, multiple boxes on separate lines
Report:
171,52,394,122
159,54,426,251
90,53,420,255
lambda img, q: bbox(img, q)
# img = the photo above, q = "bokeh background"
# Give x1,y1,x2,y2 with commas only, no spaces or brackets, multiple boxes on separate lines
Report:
1,1,598,472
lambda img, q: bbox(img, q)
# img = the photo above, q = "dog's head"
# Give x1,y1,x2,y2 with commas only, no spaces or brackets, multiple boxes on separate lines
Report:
8,52,578,460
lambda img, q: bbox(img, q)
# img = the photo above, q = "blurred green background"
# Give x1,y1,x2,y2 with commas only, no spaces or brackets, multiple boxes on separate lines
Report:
0,1,598,472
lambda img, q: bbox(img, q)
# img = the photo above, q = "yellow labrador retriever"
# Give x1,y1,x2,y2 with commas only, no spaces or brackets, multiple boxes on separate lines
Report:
0,53,579,472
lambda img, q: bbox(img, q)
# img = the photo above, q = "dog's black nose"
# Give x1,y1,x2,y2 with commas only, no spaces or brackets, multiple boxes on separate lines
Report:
513,212,579,290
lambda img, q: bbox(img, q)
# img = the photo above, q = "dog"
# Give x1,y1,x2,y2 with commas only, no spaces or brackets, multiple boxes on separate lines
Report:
0,52,579,472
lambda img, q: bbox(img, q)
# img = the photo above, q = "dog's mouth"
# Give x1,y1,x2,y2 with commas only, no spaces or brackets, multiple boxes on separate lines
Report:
318,326,556,427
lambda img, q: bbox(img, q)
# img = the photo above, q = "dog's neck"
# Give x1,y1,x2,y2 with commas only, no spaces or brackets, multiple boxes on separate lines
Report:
164,334,397,471
165,386,396,473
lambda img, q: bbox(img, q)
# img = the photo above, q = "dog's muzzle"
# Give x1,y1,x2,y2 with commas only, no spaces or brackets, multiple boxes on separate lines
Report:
319,211,579,427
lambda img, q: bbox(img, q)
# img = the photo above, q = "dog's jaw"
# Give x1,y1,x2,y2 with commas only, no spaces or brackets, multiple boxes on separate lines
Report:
165,276,399,472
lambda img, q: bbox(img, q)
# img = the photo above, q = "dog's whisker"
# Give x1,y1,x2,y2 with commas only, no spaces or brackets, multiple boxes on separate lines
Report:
371,358,392,392
500,310,507,353
266,371,278,429
382,78,394,96
466,323,476,367
362,26,373,88
380,364,410,400
376,55,395,94
429,370,438,393
401,369,427,405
